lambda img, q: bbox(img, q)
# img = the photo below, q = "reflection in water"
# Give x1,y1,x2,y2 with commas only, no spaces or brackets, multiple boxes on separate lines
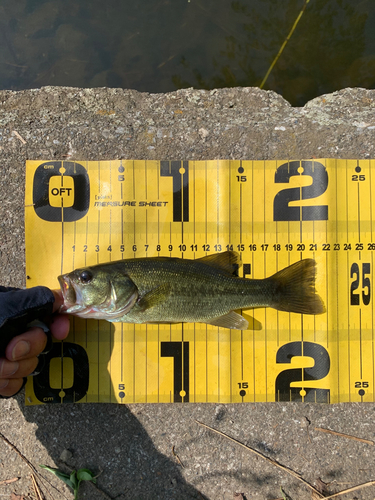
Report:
173,0,373,106
0,0,373,105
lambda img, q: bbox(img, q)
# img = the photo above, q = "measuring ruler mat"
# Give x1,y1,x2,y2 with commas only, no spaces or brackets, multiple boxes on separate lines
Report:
24,159,375,405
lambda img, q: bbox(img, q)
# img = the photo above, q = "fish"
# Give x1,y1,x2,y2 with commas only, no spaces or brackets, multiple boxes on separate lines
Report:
58,251,325,330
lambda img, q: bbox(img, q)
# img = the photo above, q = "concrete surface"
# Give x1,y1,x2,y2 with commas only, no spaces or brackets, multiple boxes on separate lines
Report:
1,86,375,499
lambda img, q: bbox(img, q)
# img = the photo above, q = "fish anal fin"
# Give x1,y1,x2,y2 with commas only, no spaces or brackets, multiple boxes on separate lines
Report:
235,310,263,330
137,284,171,311
206,311,248,330
197,251,241,275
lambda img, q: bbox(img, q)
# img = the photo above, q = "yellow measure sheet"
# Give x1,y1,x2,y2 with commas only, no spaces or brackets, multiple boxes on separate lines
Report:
25,159,375,405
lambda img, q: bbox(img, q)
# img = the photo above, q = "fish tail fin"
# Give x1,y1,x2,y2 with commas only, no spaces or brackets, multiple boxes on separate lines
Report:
269,259,325,315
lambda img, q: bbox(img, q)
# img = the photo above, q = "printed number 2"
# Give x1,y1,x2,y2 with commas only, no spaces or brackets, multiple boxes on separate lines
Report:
273,160,328,221
350,263,371,306
275,342,330,402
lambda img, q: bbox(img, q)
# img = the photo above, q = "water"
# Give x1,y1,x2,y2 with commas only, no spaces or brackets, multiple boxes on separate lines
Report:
0,0,374,106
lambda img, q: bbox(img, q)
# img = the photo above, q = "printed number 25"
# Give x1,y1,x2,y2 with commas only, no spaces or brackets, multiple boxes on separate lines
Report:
273,161,328,221
350,263,371,306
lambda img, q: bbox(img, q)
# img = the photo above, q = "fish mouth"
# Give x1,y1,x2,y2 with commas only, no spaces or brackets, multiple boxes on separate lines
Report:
74,288,138,320
58,274,80,313
57,274,138,320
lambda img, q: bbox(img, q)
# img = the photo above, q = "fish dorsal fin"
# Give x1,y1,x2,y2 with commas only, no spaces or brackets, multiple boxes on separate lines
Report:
137,284,171,311
196,251,241,275
205,311,249,330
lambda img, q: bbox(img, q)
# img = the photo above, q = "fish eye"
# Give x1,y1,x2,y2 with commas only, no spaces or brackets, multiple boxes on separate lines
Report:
79,270,93,284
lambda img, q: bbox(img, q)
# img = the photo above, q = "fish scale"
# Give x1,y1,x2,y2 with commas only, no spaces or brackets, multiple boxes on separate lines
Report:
58,253,324,329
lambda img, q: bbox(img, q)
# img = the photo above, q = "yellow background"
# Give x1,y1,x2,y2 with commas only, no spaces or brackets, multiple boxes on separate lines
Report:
25,159,375,404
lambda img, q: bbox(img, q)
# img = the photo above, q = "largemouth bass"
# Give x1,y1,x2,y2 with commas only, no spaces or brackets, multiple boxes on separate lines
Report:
58,252,325,330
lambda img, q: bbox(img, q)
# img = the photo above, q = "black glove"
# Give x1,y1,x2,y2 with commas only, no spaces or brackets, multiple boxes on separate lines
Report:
0,286,55,398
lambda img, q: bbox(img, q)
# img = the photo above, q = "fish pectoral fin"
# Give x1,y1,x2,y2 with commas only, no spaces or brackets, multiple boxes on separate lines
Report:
205,311,249,330
196,251,242,276
137,284,171,311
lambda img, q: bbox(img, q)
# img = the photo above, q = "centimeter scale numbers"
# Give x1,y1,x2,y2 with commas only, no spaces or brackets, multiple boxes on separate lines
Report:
24,159,375,405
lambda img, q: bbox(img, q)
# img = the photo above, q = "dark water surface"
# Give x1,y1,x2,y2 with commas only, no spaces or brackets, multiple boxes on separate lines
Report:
0,0,374,106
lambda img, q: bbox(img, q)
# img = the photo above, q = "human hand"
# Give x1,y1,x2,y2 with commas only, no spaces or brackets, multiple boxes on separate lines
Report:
0,286,70,398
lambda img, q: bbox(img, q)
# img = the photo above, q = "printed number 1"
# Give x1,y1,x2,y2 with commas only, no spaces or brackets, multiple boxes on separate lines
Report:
160,161,189,222
160,342,189,402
